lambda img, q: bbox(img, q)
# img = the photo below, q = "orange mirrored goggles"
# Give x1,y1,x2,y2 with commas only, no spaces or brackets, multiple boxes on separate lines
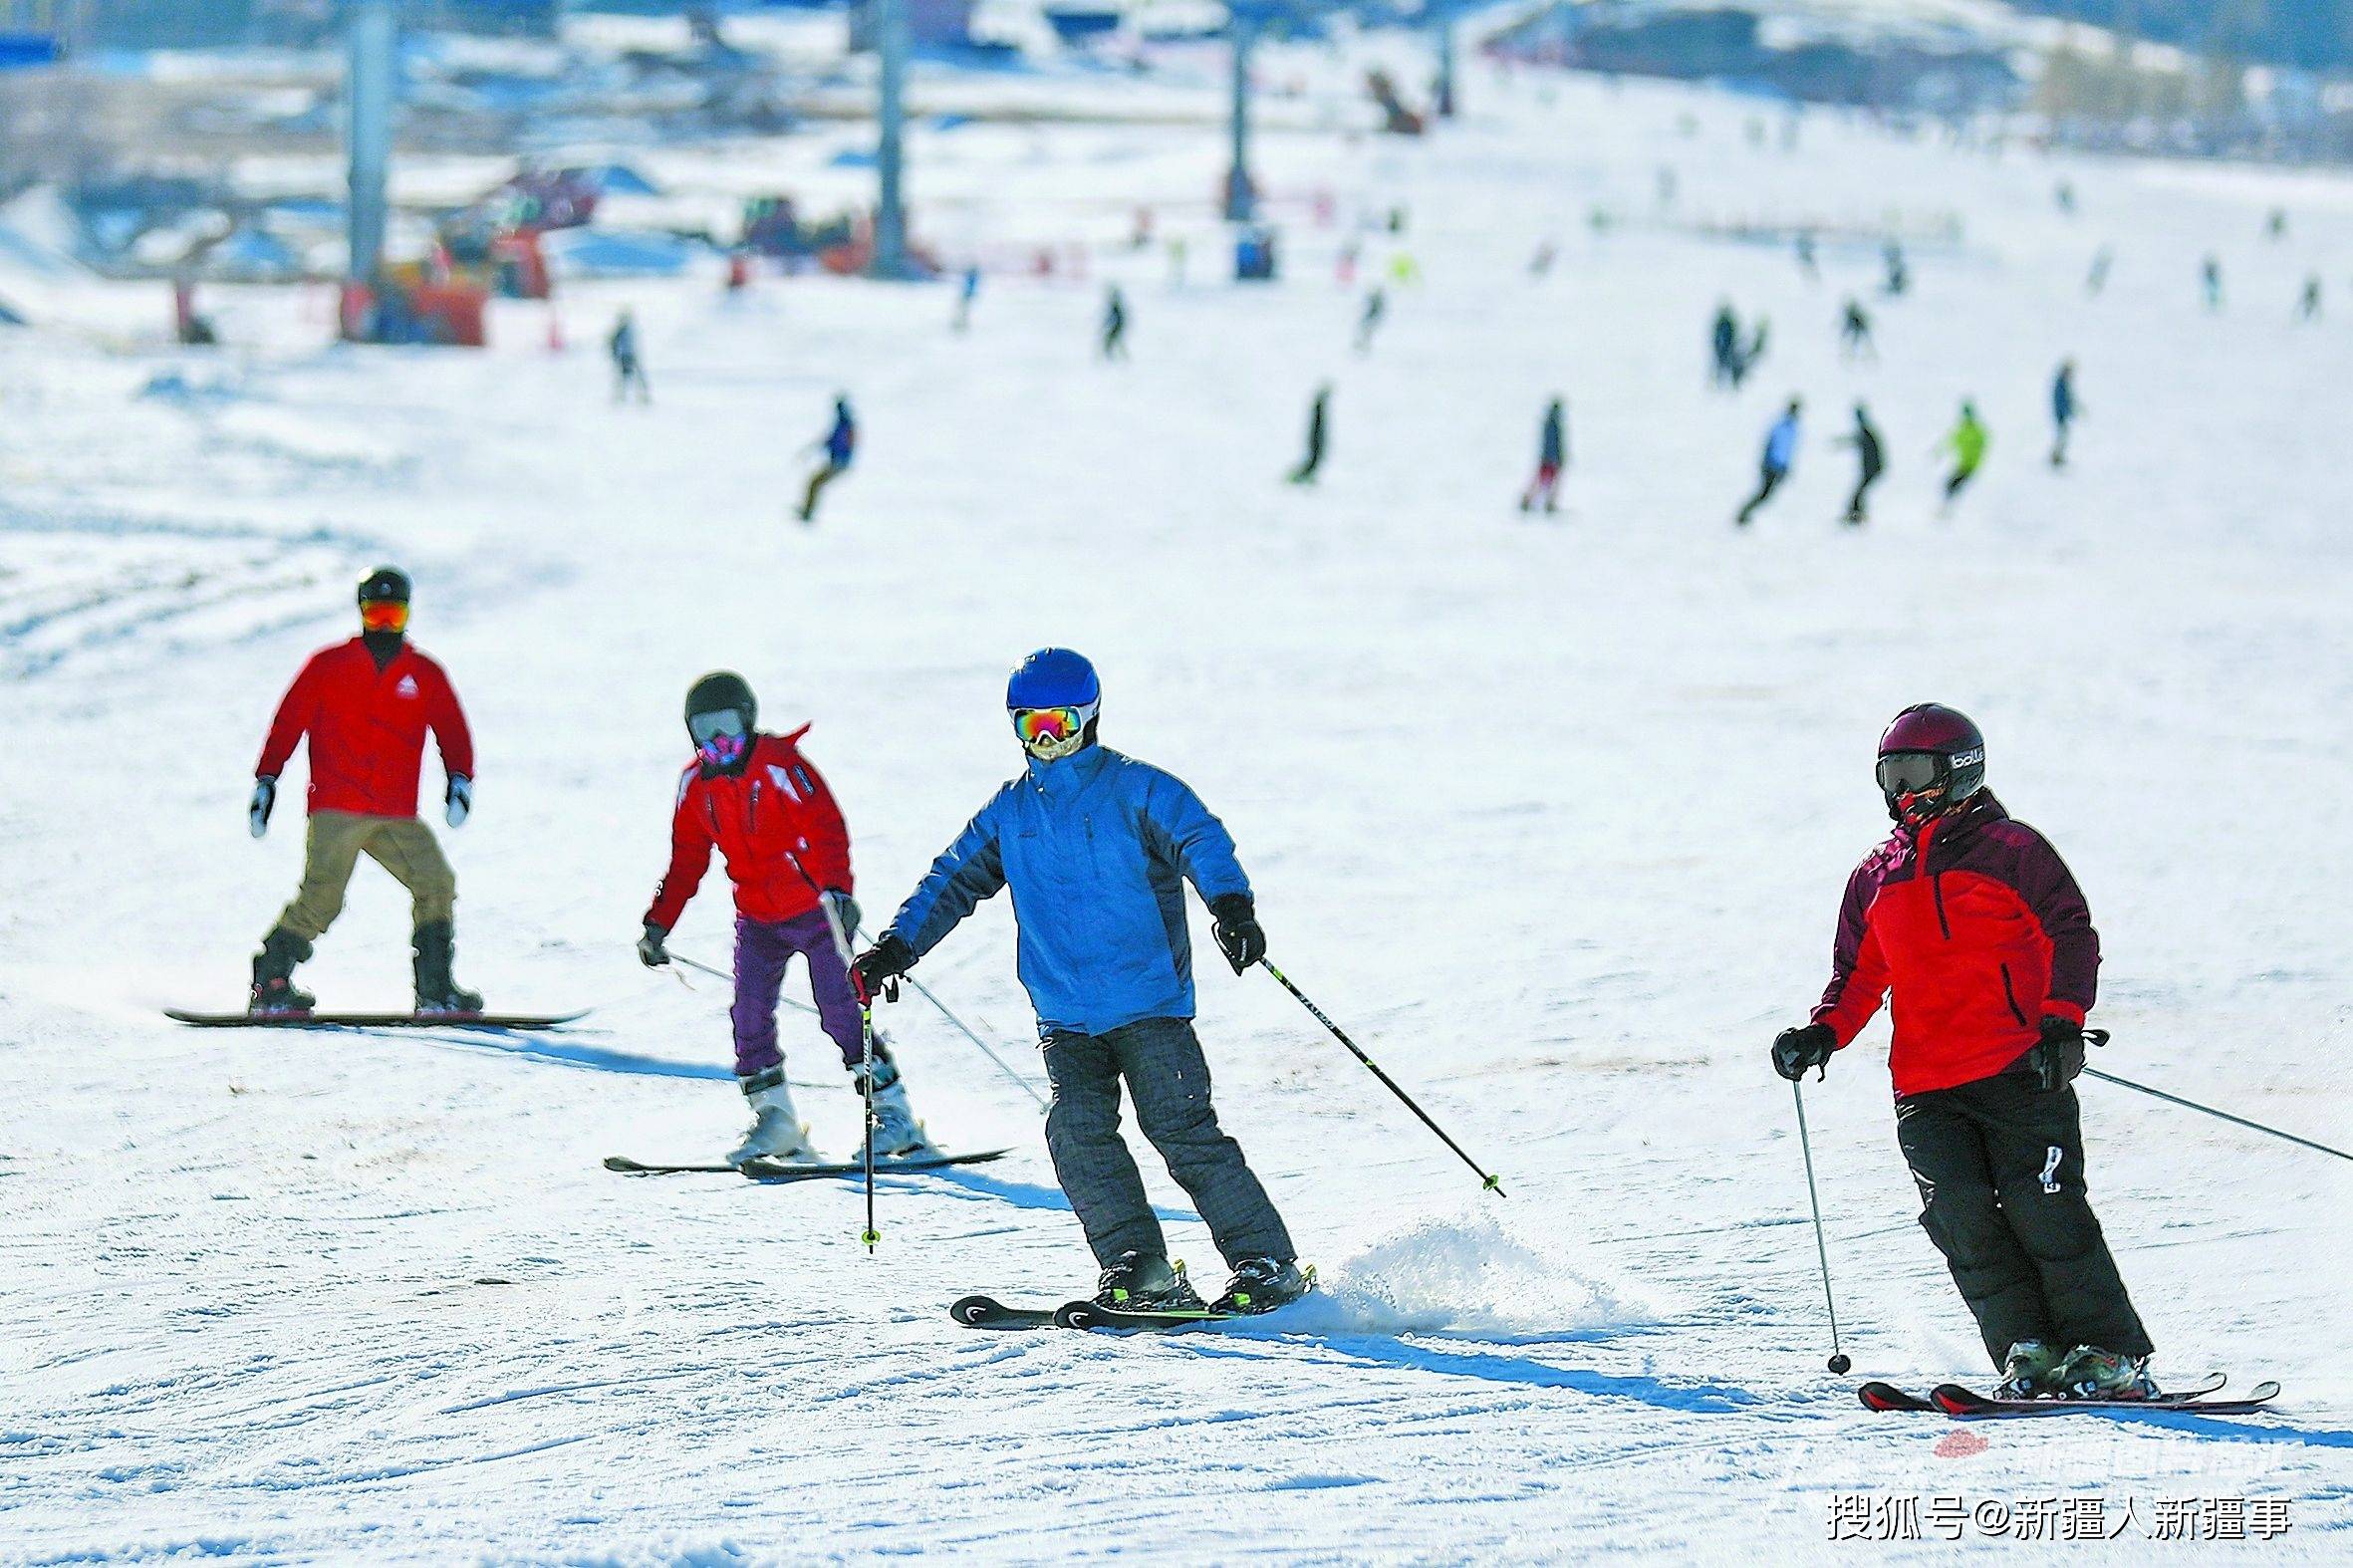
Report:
360,599,410,634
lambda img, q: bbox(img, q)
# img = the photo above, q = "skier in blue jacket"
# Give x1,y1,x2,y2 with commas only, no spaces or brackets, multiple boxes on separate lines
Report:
853,648,1306,1315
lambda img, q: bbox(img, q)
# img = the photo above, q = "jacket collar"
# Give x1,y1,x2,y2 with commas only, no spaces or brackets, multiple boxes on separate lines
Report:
1903,789,2006,859
1023,743,1111,797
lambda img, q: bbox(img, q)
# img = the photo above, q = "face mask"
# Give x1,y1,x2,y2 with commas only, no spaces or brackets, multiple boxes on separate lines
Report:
689,708,750,769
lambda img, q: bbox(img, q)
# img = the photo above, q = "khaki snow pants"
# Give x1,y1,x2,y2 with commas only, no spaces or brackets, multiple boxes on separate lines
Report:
277,811,455,940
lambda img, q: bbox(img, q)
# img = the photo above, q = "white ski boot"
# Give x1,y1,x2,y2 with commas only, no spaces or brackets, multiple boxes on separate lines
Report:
728,1075,819,1167
855,1052,929,1159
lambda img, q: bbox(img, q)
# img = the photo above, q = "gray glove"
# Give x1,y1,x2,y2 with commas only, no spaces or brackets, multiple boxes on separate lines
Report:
249,777,277,839
445,775,472,829
638,922,669,968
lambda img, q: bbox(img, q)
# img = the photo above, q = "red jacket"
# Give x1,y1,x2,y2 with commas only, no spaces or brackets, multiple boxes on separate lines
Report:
645,728,852,930
256,639,473,819
1812,793,2098,1096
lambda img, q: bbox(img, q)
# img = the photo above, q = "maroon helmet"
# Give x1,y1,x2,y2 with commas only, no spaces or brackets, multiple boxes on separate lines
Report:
1876,703,1985,827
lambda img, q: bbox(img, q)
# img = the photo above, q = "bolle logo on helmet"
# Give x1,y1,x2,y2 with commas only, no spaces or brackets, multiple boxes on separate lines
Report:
1950,747,1984,767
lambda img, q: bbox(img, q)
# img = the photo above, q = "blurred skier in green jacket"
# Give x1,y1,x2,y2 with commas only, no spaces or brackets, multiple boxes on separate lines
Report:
1940,401,1988,511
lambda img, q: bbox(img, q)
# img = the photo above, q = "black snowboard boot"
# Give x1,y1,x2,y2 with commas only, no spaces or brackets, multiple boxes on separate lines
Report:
1092,1250,1202,1311
1211,1256,1311,1316
249,927,316,1015
411,919,483,1016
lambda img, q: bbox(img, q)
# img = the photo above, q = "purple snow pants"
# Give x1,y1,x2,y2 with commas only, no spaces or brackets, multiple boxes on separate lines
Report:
731,910,863,1080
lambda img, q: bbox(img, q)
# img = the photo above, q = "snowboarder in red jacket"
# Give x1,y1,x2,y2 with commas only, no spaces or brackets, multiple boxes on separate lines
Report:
249,567,479,1014
637,671,925,1166
1772,704,2154,1401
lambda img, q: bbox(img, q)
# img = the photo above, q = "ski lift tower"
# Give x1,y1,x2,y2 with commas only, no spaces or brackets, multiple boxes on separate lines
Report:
1224,0,1282,222
1431,0,1466,119
868,0,915,278
346,0,395,294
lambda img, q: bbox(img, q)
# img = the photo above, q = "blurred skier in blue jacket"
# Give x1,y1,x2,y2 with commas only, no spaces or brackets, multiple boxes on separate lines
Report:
853,649,1306,1316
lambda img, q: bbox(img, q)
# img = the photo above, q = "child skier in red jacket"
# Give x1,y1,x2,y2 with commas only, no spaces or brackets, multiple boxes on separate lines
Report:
637,671,924,1165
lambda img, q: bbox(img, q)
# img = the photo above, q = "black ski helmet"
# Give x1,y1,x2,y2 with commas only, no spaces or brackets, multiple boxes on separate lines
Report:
358,566,411,606
684,670,756,732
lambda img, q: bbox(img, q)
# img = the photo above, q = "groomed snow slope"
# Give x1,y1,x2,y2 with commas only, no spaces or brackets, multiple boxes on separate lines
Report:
2,52,2350,1563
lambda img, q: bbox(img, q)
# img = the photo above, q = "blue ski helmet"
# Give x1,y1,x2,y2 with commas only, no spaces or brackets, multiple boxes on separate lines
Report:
1006,648,1100,760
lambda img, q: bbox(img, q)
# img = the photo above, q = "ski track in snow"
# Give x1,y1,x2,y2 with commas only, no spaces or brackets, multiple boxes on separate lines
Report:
4,41,2353,1564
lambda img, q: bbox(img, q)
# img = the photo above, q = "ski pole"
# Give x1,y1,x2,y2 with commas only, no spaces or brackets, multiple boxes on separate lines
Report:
858,934,1048,1113
858,997,879,1253
2079,1033,2351,1164
774,850,1050,1112
1790,1080,1851,1375
1260,960,1504,1197
792,857,882,1254
666,951,819,1015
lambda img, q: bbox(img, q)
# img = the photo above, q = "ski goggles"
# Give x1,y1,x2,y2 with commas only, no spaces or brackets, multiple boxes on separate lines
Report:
359,599,410,635
1875,752,1946,797
1011,702,1094,759
688,708,749,764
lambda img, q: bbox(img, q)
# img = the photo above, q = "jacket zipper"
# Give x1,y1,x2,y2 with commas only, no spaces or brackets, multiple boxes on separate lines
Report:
1998,964,2029,1028
1917,821,1951,939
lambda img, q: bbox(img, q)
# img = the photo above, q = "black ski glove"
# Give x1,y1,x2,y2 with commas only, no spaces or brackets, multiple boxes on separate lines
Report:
2030,1015,2086,1093
851,933,915,1003
1208,893,1265,974
1772,1023,1836,1082
249,776,277,839
637,922,669,967
822,890,862,943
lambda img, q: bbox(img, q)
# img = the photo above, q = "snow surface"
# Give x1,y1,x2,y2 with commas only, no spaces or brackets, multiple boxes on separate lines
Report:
4,44,2352,1564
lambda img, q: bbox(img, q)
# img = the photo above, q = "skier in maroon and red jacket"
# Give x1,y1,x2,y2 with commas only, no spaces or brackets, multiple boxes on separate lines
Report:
249,567,479,1015
637,671,926,1166
1772,704,2156,1401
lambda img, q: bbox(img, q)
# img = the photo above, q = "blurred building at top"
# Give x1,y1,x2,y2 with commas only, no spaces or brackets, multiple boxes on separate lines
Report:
16,0,561,51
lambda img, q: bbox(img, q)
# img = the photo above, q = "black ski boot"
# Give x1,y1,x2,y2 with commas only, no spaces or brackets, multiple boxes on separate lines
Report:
1211,1256,1310,1316
249,927,316,1015
1092,1251,1202,1312
411,919,483,1016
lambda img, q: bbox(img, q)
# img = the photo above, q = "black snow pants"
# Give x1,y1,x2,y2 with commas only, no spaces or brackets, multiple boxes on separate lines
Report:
1043,1016,1295,1270
1895,1068,2152,1369
1736,464,1785,525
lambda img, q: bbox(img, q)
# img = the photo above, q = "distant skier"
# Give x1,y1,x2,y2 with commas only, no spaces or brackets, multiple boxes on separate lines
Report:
609,309,650,404
1528,240,1557,278
1795,229,1819,280
1832,402,1884,525
2202,255,2222,312
2085,246,2113,296
2299,275,2322,322
798,395,856,524
1772,704,2157,1401
1733,318,1770,388
637,671,924,1166
1354,287,1388,354
852,649,1306,1317
1839,298,1876,363
1519,396,1568,514
1287,385,1330,485
247,567,478,1016
954,264,980,332
1710,303,1740,389
1939,401,1988,508
2048,363,2080,469
1882,239,1909,297
2266,206,2288,242
1101,285,1129,360
1736,399,1802,527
